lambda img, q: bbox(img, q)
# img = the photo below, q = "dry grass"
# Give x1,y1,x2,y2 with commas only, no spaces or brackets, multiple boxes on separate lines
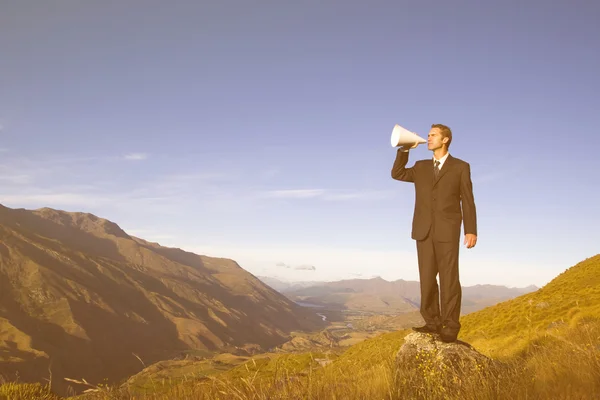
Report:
0,382,61,399
3,319,597,399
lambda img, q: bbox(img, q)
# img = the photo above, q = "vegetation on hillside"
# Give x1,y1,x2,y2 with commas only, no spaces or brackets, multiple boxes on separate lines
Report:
459,254,600,357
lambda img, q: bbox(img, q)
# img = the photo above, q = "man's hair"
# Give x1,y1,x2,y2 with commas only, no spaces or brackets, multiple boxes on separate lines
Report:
431,123,452,148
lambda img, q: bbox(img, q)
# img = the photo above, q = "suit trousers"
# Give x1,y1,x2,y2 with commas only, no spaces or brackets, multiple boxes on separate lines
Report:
416,229,462,334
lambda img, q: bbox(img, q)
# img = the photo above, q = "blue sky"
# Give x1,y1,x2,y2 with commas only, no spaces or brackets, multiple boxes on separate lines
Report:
1,1,598,288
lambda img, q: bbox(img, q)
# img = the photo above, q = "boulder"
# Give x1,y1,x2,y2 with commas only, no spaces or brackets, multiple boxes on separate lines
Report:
396,332,500,376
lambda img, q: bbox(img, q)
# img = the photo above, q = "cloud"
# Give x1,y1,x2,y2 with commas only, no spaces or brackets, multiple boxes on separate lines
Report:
294,265,316,271
182,243,555,288
0,152,244,216
0,174,32,184
0,193,113,207
124,153,149,161
275,262,316,271
183,243,420,284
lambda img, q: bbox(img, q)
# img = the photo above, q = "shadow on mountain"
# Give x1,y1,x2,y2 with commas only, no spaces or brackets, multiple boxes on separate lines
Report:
0,239,189,396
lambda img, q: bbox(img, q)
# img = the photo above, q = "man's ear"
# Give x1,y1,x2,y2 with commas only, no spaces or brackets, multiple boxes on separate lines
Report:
442,137,449,144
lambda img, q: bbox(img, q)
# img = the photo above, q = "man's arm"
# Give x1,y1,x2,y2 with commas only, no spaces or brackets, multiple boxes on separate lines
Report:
460,162,477,247
391,148,416,182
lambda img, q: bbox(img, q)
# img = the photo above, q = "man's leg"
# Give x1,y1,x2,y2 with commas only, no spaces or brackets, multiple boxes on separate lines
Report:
435,238,461,339
415,233,441,330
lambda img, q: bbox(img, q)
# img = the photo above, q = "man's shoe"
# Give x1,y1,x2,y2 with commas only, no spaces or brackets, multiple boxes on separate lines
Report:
412,325,441,334
440,329,458,343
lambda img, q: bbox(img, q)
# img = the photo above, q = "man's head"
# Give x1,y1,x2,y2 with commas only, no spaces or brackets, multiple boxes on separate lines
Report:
427,123,452,152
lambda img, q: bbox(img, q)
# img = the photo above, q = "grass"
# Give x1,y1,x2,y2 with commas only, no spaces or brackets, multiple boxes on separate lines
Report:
0,382,61,399
458,254,600,358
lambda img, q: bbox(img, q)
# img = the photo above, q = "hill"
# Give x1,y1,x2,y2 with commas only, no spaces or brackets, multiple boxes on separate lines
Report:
459,253,600,356
0,204,324,396
271,276,537,315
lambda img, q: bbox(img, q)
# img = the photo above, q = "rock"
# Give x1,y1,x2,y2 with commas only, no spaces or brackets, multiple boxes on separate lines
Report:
314,358,333,367
536,301,550,309
396,332,500,376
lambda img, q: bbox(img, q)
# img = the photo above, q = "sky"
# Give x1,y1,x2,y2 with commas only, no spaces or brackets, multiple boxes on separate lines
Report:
1,1,599,288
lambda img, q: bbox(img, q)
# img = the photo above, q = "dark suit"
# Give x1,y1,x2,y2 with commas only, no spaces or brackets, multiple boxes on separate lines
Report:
391,149,477,335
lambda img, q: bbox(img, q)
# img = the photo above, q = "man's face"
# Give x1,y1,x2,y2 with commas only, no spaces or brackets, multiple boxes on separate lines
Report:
427,128,447,151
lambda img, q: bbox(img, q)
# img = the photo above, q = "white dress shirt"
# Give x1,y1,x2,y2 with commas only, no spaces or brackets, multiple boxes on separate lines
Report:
433,152,450,170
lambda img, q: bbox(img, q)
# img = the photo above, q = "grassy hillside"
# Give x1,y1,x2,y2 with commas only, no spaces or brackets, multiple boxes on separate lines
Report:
459,253,600,357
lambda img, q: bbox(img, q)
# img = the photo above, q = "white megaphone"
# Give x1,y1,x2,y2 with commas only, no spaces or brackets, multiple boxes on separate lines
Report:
390,124,427,148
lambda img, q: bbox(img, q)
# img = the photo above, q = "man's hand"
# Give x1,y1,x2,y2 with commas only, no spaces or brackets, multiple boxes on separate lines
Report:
399,142,418,152
464,234,477,249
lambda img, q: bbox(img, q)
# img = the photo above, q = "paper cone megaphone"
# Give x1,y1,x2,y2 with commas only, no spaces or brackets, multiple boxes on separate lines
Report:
390,124,427,148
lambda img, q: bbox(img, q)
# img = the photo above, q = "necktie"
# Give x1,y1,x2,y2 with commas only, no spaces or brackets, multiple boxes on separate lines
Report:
434,160,440,179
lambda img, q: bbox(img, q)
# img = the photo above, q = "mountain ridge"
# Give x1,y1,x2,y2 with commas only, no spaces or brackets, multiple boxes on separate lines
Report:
0,204,323,396
258,275,539,314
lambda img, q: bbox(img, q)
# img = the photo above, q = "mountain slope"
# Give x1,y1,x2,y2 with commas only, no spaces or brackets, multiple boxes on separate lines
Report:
0,204,323,395
459,253,600,356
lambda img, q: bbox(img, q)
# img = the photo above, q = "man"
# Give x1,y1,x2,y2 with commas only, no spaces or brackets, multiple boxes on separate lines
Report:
391,123,477,343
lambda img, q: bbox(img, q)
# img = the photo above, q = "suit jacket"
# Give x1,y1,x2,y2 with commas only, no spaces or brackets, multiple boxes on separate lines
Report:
391,150,477,243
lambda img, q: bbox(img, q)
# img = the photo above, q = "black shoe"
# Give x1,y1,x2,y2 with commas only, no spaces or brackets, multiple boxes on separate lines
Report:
440,328,458,343
412,325,441,334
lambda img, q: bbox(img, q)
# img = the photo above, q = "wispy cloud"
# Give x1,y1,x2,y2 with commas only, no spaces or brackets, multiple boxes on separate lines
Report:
0,174,32,184
0,150,391,223
0,154,242,215
275,262,316,271
124,153,149,161
0,192,113,207
294,264,316,271
186,244,420,284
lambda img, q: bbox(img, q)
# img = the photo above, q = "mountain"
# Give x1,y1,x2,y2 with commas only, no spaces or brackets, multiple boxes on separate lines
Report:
261,276,538,314
256,276,322,292
0,204,324,396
